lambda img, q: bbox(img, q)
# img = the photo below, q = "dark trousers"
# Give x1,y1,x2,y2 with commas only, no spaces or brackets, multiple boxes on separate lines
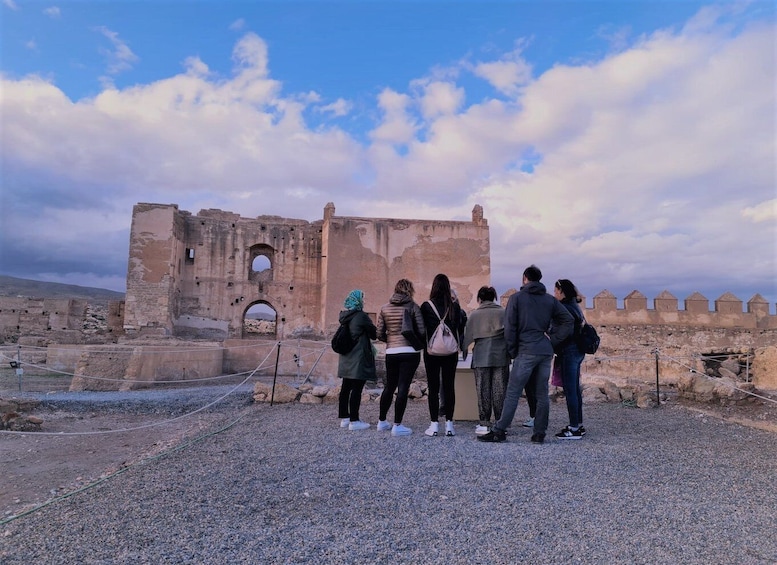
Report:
524,373,537,418
380,352,421,424
423,352,458,421
338,378,366,421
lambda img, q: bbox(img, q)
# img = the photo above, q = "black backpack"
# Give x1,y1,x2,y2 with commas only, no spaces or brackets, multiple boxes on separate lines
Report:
331,322,358,354
576,323,600,355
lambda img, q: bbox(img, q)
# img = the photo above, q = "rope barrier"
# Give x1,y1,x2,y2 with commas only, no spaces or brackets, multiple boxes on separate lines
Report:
660,351,777,406
0,344,328,385
3,339,331,355
0,345,279,437
0,412,247,526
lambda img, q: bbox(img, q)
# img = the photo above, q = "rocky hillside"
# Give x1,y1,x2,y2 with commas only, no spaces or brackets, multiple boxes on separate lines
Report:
0,275,124,307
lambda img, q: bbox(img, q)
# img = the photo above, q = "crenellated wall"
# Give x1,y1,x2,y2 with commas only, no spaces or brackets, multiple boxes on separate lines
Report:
501,288,776,330
586,289,776,330
500,288,777,389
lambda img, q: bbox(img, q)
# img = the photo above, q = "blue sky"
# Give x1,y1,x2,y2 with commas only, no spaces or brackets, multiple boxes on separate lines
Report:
1,0,775,312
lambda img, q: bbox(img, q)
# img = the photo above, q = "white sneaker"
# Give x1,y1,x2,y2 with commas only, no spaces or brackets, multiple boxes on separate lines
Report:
376,420,392,431
391,424,412,436
522,417,535,428
475,425,489,436
445,421,455,437
424,422,439,437
349,421,370,431
340,418,350,428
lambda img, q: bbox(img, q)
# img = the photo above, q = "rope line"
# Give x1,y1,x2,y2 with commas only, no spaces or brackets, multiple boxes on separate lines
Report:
2,339,330,355
0,343,278,437
660,352,777,406
0,412,246,526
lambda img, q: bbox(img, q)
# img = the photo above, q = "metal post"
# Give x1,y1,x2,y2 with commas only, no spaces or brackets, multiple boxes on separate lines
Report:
654,348,660,407
17,344,22,392
296,338,301,380
270,342,281,407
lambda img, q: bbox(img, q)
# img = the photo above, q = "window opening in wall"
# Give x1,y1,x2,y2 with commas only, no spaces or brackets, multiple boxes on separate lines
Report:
185,248,195,264
243,302,276,338
252,255,271,272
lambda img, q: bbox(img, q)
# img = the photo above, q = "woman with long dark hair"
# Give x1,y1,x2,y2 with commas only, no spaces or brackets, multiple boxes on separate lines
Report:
420,273,465,437
553,279,587,439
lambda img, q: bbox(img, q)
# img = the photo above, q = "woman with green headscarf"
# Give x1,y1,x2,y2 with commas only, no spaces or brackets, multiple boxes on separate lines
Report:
337,289,377,431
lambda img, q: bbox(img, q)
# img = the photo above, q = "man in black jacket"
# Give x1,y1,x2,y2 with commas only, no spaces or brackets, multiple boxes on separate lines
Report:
478,265,573,444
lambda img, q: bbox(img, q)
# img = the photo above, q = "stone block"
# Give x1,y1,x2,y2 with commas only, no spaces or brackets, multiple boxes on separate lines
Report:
299,393,322,404
253,382,300,403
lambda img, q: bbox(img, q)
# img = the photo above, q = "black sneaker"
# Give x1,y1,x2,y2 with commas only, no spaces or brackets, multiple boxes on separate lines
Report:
477,430,506,443
530,433,545,444
555,427,583,440
579,425,587,436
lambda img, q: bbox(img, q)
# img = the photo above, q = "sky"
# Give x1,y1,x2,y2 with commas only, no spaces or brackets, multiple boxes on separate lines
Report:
1,0,775,312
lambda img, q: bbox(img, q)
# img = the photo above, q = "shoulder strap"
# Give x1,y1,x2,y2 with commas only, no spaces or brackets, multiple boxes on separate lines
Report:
426,300,448,322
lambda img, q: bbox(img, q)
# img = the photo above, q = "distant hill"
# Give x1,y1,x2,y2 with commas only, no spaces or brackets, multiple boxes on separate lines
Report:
0,275,125,307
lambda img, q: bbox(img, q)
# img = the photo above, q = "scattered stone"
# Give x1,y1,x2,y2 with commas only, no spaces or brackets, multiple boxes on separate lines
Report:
252,382,300,403
299,393,322,404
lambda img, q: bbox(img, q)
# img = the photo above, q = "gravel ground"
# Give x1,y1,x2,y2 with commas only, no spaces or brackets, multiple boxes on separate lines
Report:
1,387,776,565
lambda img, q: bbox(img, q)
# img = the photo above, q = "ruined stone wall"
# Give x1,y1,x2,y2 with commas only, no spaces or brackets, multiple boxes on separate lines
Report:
68,343,224,391
321,203,490,330
123,204,180,335
123,202,490,341
0,297,87,343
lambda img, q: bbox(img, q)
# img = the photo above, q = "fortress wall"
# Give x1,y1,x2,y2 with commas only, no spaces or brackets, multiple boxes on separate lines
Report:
321,204,490,333
0,297,88,343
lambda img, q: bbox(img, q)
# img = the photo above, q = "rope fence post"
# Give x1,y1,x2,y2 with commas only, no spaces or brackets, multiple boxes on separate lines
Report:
270,341,281,406
654,347,661,407
16,344,23,392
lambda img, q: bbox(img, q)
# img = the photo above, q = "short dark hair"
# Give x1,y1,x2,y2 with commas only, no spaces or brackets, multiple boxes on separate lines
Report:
523,264,542,282
477,286,497,302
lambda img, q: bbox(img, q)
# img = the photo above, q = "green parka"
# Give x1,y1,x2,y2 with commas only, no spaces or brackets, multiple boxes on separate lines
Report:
336,309,377,380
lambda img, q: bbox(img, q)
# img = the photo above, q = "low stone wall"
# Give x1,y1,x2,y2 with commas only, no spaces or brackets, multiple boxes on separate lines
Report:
69,342,224,391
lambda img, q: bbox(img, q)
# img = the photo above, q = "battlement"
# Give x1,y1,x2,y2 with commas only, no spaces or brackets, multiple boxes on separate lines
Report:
529,289,775,329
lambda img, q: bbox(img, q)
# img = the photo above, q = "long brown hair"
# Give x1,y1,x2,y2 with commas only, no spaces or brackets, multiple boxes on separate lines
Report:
429,273,453,319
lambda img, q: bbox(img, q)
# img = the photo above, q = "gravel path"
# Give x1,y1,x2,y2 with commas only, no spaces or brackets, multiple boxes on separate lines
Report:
1,390,776,564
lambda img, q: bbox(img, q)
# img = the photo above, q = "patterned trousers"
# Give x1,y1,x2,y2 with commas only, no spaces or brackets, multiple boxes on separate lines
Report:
473,365,510,426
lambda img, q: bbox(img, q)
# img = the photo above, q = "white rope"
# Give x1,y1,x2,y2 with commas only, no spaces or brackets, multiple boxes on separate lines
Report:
0,345,328,385
660,351,777,406
8,339,328,354
0,343,279,437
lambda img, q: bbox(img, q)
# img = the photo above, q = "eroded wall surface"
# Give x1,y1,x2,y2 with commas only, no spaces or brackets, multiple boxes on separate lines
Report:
122,202,491,340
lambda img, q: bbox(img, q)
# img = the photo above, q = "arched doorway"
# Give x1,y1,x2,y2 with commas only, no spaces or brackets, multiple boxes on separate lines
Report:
243,301,277,338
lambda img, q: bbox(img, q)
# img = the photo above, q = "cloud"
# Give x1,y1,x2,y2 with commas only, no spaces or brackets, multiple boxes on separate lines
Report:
2,0,18,10
95,26,139,78
43,6,60,18
471,42,533,97
317,98,352,117
742,199,777,223
1,12,774,304
25,39,37,50
229,18,245,31
368,88,416,144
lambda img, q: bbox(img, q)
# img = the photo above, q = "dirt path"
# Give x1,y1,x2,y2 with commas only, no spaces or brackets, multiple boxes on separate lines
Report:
0,405,237,519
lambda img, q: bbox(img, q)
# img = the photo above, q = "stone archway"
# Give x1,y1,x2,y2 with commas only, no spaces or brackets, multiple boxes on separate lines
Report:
243,301,277,338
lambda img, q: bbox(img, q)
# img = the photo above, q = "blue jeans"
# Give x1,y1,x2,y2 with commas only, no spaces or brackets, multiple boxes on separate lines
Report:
558,343,585,427
494,354,553,436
